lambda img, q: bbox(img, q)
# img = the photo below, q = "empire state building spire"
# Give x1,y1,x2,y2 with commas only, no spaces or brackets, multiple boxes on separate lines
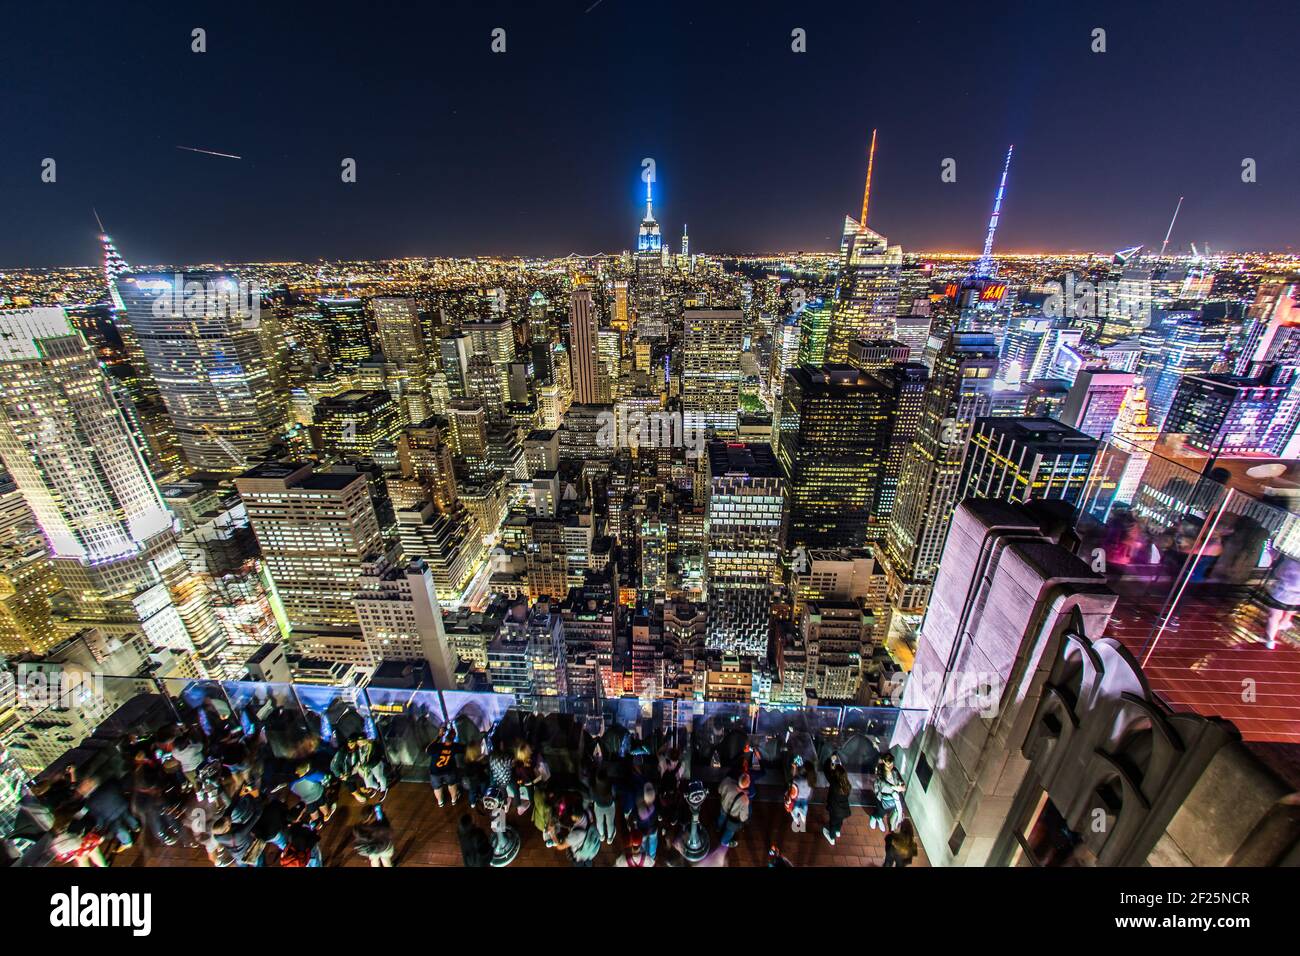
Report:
637,171,662,253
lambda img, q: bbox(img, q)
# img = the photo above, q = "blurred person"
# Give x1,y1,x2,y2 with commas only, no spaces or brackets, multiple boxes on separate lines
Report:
1259,546,1300,649
633,781,659,858
562,804,602,867
461,741,490,808
458,814,493,867
76,773,139,851
591,765,618,845
786,757,812,833
767,844,794,867
352,805,396,867
883,819,917,867
715,772,751,848
614,830,655,867
428,725,464,808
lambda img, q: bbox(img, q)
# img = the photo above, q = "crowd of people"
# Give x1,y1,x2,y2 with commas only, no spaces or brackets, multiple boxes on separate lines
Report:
1,690,918,869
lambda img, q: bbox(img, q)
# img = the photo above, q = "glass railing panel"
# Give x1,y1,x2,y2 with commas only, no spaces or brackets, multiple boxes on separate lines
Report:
440,690,515,740
159,678,228,733
220,680,316,760
1076,437,1233,644
293,682,376,746
839,706,902,774
752,704,844,781
675,700,753,778
362,687,445,782
1078,436,1300,743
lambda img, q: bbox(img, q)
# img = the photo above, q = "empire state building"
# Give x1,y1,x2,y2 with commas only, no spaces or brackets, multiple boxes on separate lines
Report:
637,177,662,253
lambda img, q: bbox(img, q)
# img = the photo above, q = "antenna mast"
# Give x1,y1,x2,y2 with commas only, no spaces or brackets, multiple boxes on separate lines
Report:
974,145,1014,277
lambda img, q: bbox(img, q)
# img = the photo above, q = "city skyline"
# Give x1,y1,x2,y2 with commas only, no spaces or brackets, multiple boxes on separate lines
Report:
5,1,1298,268
5,0,1300,885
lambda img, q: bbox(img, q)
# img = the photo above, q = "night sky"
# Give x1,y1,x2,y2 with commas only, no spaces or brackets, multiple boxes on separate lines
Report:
4,0,1297,267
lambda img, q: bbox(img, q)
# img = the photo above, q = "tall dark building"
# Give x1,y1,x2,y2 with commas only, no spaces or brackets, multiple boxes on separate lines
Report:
317,297,373,370
777,365,894,549
872,362,929,525
959,418,1098,507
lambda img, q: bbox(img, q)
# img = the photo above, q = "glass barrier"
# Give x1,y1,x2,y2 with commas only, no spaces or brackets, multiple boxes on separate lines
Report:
221,681,315,761
839,706,901,775
293,683,376,746
363,688,445,782
0,664,931,801
1077,437,1300,742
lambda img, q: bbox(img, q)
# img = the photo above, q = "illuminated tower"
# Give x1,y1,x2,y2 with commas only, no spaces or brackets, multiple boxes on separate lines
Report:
829,130,903,361
0,307,223,668
96,214,128,314
956,145,1015,329
633,169,669,338
637,175,662,253
682,309,743,438
612,281,630,335
95,224,181,475
973,145,1013,279
373,297,431,423
116,272,286,472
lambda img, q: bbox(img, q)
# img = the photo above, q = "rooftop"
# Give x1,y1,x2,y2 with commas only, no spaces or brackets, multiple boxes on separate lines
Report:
707,441,781,480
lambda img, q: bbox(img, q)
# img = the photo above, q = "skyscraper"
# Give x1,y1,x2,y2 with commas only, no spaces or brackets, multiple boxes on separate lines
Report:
0,307,222,667
0,473,62,655
567,286,605,405
312,389,405,460
869,361,929,528
682,309,743,438
828,132,903,361
316,297,373,370
116,272,286,472
372,297,431,423
354,556,457,688
1059,369,1137,440
235,462,382,640
884,331,998,615
704,441,786,658
960,417,1099,507
777,365,894,549
637,174,662,254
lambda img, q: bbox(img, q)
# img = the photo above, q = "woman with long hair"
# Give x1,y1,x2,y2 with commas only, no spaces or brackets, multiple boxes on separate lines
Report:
821,758,852,846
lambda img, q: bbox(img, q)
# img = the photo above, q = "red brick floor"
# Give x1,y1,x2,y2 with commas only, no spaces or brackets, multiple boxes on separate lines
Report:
1102,584,1300,744
115,782,925,868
